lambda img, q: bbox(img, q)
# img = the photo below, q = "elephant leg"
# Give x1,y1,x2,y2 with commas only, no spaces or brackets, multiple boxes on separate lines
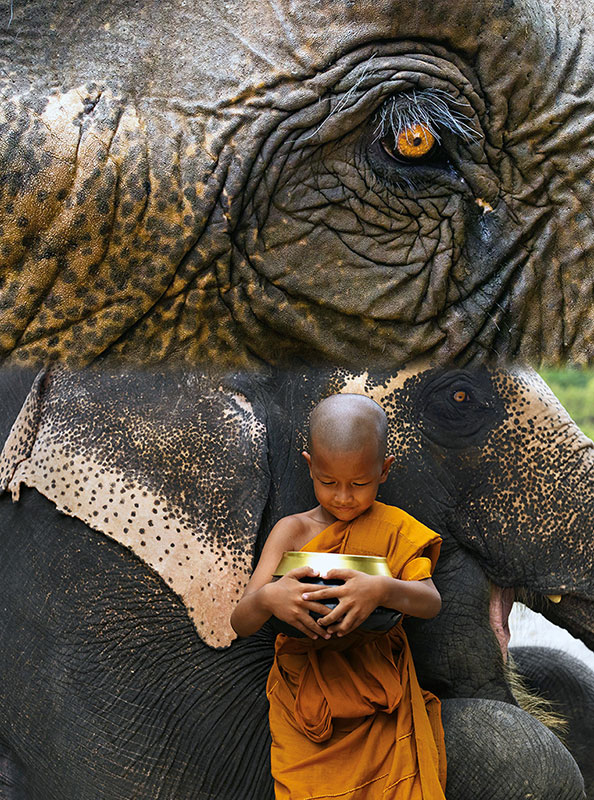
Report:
511,646,594,799
441,698,585,800
0,741,28,800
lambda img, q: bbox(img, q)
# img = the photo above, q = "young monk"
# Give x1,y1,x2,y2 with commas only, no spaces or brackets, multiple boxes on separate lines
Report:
231,393,447,799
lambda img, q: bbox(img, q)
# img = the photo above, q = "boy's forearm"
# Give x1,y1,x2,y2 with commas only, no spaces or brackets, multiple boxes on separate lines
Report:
377,576,441,619
230,584,273,637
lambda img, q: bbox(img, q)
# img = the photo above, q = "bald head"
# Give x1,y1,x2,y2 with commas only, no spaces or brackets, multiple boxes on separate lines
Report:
308,393,388,461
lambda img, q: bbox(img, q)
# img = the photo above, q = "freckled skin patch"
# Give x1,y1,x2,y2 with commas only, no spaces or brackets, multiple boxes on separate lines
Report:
0,369,270,648
460,370,594,633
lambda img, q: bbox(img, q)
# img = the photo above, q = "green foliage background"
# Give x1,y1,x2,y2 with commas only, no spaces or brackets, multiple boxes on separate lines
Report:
539,368,594,441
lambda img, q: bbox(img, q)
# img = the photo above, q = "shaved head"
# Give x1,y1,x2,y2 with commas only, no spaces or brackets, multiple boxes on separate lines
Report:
308,393,388,461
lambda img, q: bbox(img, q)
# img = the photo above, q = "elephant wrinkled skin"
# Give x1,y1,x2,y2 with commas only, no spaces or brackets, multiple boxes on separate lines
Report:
1,0,594,366
0,366,592,799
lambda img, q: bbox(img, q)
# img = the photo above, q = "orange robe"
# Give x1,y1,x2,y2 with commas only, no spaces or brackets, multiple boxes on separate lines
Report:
266,501,447,800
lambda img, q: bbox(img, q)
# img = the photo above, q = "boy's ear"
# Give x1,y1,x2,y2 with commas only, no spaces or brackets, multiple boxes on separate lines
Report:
379,455,395,483
302,451,313,475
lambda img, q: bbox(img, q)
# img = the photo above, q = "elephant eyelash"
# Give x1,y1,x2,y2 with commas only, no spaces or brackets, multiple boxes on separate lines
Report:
372,88,481,146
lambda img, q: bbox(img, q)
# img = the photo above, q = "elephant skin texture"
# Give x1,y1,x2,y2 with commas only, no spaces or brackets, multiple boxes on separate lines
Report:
0,0,594,367
511,646,594,792
0,366,592,799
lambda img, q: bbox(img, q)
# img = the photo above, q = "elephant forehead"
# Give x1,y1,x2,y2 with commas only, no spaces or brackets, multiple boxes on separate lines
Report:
8,0,570,99
0,370,270,648
340,364,416,440
317,368,423,452
192,0,571,102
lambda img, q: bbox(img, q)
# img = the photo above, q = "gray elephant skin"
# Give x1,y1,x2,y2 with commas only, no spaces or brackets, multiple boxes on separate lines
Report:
1,0,594,367
0,366,592,799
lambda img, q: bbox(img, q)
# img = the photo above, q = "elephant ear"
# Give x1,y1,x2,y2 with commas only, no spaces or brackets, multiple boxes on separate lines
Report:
0,369,270,648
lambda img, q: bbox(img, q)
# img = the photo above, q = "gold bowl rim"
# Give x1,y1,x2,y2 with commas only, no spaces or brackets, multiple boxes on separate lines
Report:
273,551,392,577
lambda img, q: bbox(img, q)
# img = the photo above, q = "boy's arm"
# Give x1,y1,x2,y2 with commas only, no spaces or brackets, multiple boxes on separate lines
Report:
376,575,441,618
303,571,441,637
230,517,332,640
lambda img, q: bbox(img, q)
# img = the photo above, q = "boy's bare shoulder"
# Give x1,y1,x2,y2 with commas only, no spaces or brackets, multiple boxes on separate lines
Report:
269,511,312,536
268,510,317,550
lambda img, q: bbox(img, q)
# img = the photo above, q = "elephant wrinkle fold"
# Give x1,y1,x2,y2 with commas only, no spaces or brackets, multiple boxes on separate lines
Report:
0,369,270,648
267,502,446,800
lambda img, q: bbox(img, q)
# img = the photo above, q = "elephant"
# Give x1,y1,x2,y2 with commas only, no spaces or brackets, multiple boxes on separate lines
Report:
0,365,592,799
1,0,594,368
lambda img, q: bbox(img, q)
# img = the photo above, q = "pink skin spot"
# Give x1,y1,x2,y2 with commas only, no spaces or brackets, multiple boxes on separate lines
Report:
489,584,515,661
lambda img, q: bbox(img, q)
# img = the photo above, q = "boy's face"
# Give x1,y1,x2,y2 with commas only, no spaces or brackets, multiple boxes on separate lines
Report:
302,440,394,522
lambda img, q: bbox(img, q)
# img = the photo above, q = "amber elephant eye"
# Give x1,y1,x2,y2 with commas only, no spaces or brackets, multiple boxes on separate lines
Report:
381,123,436,161
453,390,467,402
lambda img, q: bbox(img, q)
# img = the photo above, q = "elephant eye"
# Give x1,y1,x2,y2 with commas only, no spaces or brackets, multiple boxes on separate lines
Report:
380,123,437,163
368,89,479,182
418,372,501,447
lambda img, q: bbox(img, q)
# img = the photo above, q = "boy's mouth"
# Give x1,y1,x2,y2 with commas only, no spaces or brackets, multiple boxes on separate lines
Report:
332,506,360,519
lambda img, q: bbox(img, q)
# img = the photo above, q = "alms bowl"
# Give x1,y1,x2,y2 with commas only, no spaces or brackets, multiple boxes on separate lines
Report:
270,551,402,638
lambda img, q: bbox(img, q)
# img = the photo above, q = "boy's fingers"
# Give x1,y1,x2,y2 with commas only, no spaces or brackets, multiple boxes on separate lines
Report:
290,620,319,639
324,568,357,580
327,611,364,635
301,586,343,601
328,622,354,636
317,607,344,626
286,566,320,579
304,601,333,616
300,615,331,639
299,583,329,594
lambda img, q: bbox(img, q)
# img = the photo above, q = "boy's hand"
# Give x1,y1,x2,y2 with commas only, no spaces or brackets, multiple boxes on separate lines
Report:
264,566,332,640
302,569,388,637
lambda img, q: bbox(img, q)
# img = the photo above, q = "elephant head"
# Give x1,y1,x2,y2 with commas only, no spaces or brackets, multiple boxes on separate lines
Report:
0,365,592,798
1,0,593,367
0,367,594,800
1,366,592,654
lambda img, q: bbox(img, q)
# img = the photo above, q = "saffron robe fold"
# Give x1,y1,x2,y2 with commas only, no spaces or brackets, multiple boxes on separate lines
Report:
266,501,447,800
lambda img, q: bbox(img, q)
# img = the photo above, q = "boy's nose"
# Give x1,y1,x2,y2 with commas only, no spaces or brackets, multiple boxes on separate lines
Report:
334,486,353,503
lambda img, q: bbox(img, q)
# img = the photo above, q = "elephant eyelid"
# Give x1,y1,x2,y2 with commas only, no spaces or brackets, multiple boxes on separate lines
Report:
372,88,481,147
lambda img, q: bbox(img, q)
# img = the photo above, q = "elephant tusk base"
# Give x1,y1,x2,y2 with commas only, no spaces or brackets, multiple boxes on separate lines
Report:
546,594,562,603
